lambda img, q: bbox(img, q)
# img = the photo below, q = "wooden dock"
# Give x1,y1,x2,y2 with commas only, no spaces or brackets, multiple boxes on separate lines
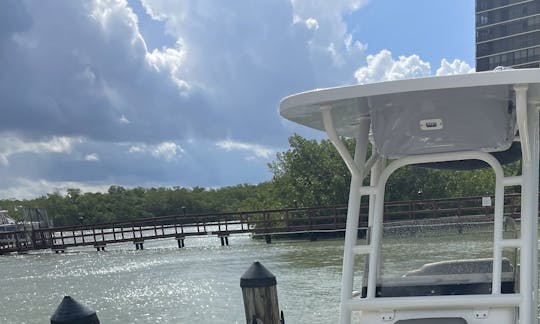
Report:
0,194,526,254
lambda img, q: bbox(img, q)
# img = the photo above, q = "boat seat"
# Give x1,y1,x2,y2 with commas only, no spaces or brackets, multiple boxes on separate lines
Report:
395,319,466,324
361,258,515,298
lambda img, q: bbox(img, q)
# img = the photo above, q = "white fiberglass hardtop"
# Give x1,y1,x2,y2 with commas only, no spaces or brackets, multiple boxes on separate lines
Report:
279,69,540,324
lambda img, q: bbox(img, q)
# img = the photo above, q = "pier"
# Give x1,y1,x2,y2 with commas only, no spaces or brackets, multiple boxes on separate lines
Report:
0,194,525,254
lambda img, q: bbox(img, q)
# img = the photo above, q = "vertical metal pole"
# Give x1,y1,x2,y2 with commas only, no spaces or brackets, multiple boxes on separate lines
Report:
492,165,505,294
367,175,386,298
526,86,539,322
364,158,382,292
514,85,535,324
336,120,370,324
321,105,369,324
368,160,383,226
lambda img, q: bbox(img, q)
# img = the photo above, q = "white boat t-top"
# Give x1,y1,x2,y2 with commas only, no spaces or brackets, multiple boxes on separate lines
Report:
280,68,540,324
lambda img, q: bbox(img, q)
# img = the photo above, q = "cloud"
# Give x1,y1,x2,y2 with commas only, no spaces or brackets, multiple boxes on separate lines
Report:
354,50,474,84
84,153,100,161
0,0,370,148
354,49,431,84
0,0,475,199
0,0,213,144
436,58,474,76
0,133,80,166
129,141,184,161
0,178,110,200
304,17,319,30
216,140,276,159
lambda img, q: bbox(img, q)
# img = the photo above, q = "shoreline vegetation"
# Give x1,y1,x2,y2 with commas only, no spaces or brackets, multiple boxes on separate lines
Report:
0,135,521,227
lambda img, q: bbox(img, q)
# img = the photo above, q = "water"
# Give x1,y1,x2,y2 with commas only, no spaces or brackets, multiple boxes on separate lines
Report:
0,228,520,323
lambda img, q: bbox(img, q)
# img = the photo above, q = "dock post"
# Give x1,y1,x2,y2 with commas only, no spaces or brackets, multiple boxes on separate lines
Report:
176,236,185,248
134,240,144,250
50,296,100,324
94,244,106,252
219,235,230,246
265,235,272,244
240,261,283,324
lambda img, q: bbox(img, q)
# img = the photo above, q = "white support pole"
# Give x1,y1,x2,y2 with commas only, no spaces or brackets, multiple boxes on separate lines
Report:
528,93,539,323
514,84,535,324
339,121,370,324
321,106,361,178
522,84,540,323
492,161,505,294
320,107,370,324
366,171,385,298
368,160,383,227
360,158,382,295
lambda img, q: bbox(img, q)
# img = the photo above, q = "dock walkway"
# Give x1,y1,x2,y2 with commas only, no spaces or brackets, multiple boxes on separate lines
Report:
0,194,524,254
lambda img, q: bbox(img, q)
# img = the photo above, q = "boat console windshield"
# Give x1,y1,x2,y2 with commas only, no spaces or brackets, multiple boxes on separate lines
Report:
280,69,540,324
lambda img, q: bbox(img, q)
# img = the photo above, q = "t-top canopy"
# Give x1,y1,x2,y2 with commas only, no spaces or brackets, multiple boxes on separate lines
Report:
280,69,540,158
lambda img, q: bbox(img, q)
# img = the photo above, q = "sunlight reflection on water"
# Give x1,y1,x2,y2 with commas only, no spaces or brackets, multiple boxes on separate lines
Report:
0,228,527,323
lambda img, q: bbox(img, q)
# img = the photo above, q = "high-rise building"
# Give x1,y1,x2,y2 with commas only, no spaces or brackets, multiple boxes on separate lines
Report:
476,0,540,71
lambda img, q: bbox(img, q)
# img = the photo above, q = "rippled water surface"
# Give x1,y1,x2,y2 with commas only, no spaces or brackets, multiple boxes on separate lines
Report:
0,228,516,323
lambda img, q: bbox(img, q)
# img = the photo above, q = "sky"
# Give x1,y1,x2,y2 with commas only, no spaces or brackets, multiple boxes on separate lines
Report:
0,0,475,199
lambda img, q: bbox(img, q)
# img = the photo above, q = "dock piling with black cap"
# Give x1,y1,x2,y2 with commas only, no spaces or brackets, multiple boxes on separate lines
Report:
50,296,99,324
240,261,283,324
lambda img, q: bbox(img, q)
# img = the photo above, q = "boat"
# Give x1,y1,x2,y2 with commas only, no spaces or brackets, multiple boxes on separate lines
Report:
0,210,17,239
279,68,540,323
0,208,52,251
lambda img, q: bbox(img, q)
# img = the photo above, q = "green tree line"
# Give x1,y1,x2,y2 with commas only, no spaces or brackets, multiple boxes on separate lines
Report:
0,134,520,226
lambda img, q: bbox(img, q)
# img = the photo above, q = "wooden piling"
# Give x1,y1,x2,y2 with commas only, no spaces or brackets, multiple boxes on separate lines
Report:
219,235,230,246
240,261,282,324
134,240,144,250
93,244,106,252
176,236,185,248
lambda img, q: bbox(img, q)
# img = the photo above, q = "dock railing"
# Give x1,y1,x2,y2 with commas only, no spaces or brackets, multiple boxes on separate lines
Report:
0,193,530,254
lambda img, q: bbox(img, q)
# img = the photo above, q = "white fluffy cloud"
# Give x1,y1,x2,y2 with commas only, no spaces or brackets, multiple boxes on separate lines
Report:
0,133,80,166
354,49,474,84
436,58,475,76
216,140,276,160
354,49,430,84
129,142,184,161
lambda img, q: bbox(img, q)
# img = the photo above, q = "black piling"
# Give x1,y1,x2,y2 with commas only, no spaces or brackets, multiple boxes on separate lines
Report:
134,241,144,250
94,244,105,252
219,235,230,246
50,296,100,324
240,261,282,324
265,235,272,244
177,237,185,248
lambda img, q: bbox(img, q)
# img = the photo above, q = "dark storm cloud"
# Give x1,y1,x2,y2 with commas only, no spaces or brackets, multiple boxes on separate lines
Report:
0,0,371,198
0,0,218,143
